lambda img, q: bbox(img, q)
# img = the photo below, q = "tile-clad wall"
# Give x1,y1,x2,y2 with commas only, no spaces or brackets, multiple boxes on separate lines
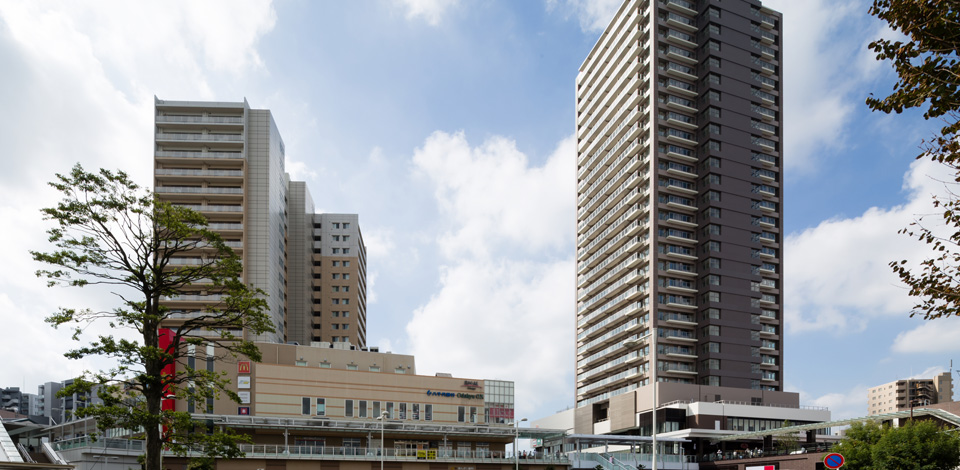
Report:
286,181,315,346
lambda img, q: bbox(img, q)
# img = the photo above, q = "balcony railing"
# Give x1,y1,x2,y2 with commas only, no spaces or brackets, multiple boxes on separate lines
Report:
156,133,244,142
156,151,243,159
156,115,243,124
156,186,243,194
156,169,244,177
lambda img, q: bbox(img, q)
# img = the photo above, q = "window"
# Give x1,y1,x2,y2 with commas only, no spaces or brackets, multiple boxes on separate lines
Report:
332,248,340,254
706,274,721,286
704,207,721,219
319,361,331,369
706,107,721,119
342,324,349,330
707,57,721,68
333,324,340,330
347,363,358,370
343,311,349,317
470,407,478,423
425,404,433,421
344,261,350,267
703,224,721,236
708,8,721,19
332,286,340,292
702,376,721,386
369,366,380,372
702,359,721,370
373,401,381,418
333,235,340,241
343,274,350,280
316,398,326,416
704,173,721,185
413,403,420,420
332,273,340,279
704,157,720,169
343,299,349,305
707,241,721,252
295,360,307,367
702,325,720,337
345,399,354,417
395,367,406,374
708,90,721,101
399,403,407,420
458,406,466,422
703,191,721,203
343,235,350,241
703,257,721,269
343,223,350,229
333,223,340,229
702,342,721,353
707,123,721,135
702,291,720,303
343,286,349,292
302,397,311,415
343,248,350,254
333,311,340,317
707,40,721,52
332,261,340,267
702,309,721,320
333,299,341,305
386,402,395,418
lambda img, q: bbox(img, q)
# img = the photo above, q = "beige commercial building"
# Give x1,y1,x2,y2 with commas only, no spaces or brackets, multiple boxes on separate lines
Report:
867,372,954,415
153,98,367,347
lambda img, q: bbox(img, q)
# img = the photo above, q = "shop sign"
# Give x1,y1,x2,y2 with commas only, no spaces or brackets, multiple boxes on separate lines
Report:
426,390,484,400
238,361,251,374
237,376,251,389
238,407,250,415
238,391,250,404
450,466,475,470
488,407,514,419
462,381,480,390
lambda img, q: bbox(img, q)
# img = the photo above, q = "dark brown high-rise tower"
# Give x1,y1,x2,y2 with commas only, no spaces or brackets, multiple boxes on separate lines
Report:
575,0,782,425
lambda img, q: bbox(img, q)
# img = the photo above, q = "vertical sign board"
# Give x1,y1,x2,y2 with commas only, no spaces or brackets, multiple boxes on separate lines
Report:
238,362,252,374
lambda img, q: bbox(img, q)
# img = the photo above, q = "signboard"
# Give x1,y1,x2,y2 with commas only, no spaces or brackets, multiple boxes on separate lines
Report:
462,381,480,390
488,407,514,419
824,453,844,469
238,407,250,415
427,450,437,460
449,466,474,470
746,466,776,470
237,376,251,389
237,391,250,404
238,361,252,374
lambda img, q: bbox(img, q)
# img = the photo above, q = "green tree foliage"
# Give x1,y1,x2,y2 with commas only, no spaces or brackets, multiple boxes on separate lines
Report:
867,1,960,319
31,164,273,470
832,420,960,470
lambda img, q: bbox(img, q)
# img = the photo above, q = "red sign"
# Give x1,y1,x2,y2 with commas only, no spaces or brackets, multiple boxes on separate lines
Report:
238,407,250,415
238,361,251,374
488,407,514,419
824,453,844,469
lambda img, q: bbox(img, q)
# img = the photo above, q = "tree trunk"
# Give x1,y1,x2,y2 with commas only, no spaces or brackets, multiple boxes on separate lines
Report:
145,393,163,470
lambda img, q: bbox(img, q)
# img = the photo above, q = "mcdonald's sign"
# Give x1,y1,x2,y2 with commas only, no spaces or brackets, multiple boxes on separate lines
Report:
238,361,252,374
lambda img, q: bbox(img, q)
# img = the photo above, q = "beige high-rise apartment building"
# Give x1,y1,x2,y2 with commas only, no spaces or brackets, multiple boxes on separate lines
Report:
575,0,783,429
868,372,954,415
153,98,367,347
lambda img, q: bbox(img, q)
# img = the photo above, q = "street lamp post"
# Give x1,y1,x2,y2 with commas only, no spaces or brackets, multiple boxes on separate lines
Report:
515,417,527,470
378,411,389,470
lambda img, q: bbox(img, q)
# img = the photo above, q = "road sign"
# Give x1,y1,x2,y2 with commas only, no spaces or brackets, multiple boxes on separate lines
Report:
824,453,844,469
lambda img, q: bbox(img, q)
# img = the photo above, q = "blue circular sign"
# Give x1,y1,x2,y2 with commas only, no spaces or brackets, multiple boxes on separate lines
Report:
824,453,844,469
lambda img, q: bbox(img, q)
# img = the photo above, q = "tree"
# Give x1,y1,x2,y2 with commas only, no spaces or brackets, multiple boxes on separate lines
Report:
866,1,960,319
832,420,960,470
775,420,799,454
32,164,273,470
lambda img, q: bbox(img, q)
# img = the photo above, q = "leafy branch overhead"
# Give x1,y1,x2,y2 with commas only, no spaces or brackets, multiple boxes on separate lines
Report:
867,0,960,319
31,164,273,470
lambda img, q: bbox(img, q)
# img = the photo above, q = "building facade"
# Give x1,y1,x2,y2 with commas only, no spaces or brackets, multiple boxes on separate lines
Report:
310,214,368,347
574,0,782,429
153,98,367,347
868,372,955,415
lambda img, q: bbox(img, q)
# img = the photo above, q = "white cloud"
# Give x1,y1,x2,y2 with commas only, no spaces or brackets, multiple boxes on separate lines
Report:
545,0,622,33
406,131,576,417
784,159,954,333
894,322,960,353
794,382,869,421
412,131,575,259
394,0,459,26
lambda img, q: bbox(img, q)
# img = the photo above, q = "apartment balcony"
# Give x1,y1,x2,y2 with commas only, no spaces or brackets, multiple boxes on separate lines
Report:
659,332,697,343
155,115,244,125
666,115,697,130
156,132,244,143
664,13,696,33
155,150,244,160
155,168,244,184
660,312,696,325
663,0,697,17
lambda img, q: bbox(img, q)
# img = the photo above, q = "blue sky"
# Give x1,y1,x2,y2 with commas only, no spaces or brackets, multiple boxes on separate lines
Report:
0,0,955,424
